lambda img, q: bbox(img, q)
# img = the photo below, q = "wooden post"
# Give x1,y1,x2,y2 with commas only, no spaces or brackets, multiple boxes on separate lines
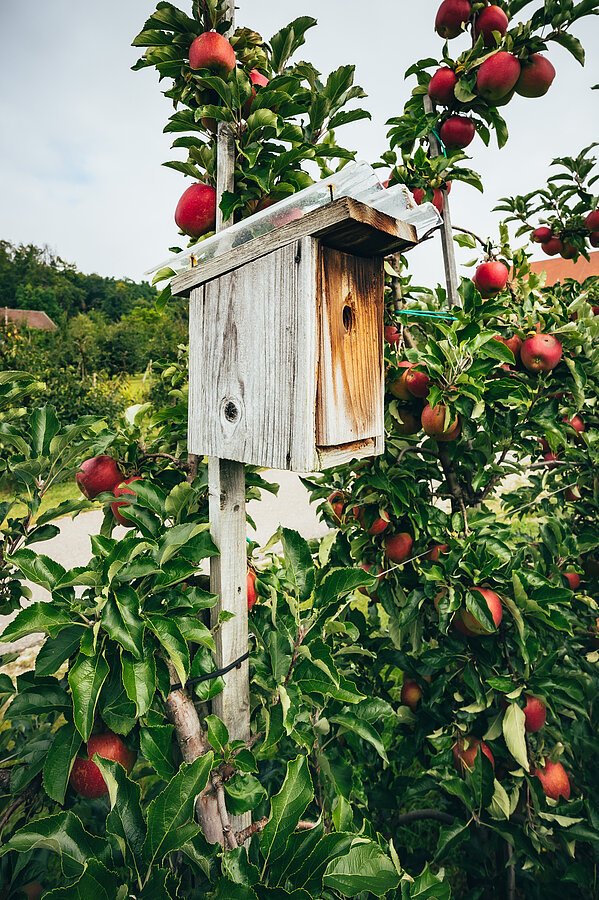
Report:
423,96,460,308
208,0,251,832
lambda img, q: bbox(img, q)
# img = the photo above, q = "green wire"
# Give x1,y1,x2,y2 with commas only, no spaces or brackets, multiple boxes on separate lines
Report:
394,310,457,321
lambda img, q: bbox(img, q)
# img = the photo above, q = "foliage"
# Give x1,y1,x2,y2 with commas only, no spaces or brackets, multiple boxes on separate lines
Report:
495,142,599,259
1,1,599,898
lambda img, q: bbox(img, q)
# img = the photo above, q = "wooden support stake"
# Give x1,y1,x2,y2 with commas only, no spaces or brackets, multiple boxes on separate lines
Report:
208,0,251,833
423,96,461,308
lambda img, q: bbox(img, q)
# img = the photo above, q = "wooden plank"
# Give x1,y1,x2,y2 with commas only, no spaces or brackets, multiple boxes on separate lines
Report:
189,238,318,472
172,198,418,296
316,437,382,470
207,0,250,836
316,246,384,448
423,96,460,308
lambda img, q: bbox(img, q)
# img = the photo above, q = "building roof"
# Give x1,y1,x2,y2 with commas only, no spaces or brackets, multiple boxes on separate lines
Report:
529,250,599,286
1,308,57,331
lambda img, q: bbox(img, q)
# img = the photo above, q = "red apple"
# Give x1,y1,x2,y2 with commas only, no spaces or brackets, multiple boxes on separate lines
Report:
401,679,423,712
327,490,346,522
453,736,495,772
563,415,585,434
384,532,414,564
247,569,257,611
425,543,449,562
523,695,546,732
543,451,560,467
542,237,564,256
532,226,553,244
476,52,521,103
76,456,123,500
520,334,562,373
406,367,430,399
435,0,472,39
175,182,217,238
455,587,503,636
565,485,582,502
534,759,570,801
585,210,599,231
421,403,459,439
389,361,413,399
561,242,577,260
243,69,270,117
385,325,401,345
70,732,136,799
439,116,476,149
437,421,461,442
413,187,447,213
590,232,599,248
516,54,556,98
428,67,458,105
111,477,142,527
355,507,391,536
473,5,509,45
473,260,509,298
494,334,522,360
189,31,236,77
563,571,581,590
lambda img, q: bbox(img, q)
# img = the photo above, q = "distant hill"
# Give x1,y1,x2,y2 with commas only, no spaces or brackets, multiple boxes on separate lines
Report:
0,240,157,324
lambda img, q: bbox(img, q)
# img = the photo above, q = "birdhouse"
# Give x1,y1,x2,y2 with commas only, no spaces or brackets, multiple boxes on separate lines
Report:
171,197,422,473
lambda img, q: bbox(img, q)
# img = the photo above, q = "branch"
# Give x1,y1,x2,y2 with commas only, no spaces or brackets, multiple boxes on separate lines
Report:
164,661,224,846
212,773,238,850
395,808,456,826
235,816,268,844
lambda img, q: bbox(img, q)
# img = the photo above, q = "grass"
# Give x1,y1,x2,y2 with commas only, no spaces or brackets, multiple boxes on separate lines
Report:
0,480,84,522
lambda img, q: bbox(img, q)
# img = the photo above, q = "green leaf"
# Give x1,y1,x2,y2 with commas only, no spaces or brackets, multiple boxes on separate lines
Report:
323,839,401,897
315,567,375,607
140,724,175,779
147,616,189,687
41,860,123,899
102,588,144,659
94,757,146,878
143,753,214,867
205,714,229,754
9,675,70,717
1,602,72,643
43,722,82,804
30,406,60,456
330,714,388,763
280,529,315,601
68,651,110,741
550,30,585,64
8,549,67,590
0,812,108,878
260,756,313,866
121,651,156,717
98,665,138,736
155,522,212,565
502,703,529,771
224,774,267,816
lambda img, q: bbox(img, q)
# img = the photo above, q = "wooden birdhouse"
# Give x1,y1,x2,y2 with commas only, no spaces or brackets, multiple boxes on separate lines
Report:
171,197,420,473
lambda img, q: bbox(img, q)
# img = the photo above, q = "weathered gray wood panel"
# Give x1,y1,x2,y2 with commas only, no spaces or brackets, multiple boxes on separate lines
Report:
316,246,384,448
189,237,318,472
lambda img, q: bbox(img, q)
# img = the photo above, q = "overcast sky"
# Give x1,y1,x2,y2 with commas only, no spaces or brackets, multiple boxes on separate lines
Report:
0,1,597,288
